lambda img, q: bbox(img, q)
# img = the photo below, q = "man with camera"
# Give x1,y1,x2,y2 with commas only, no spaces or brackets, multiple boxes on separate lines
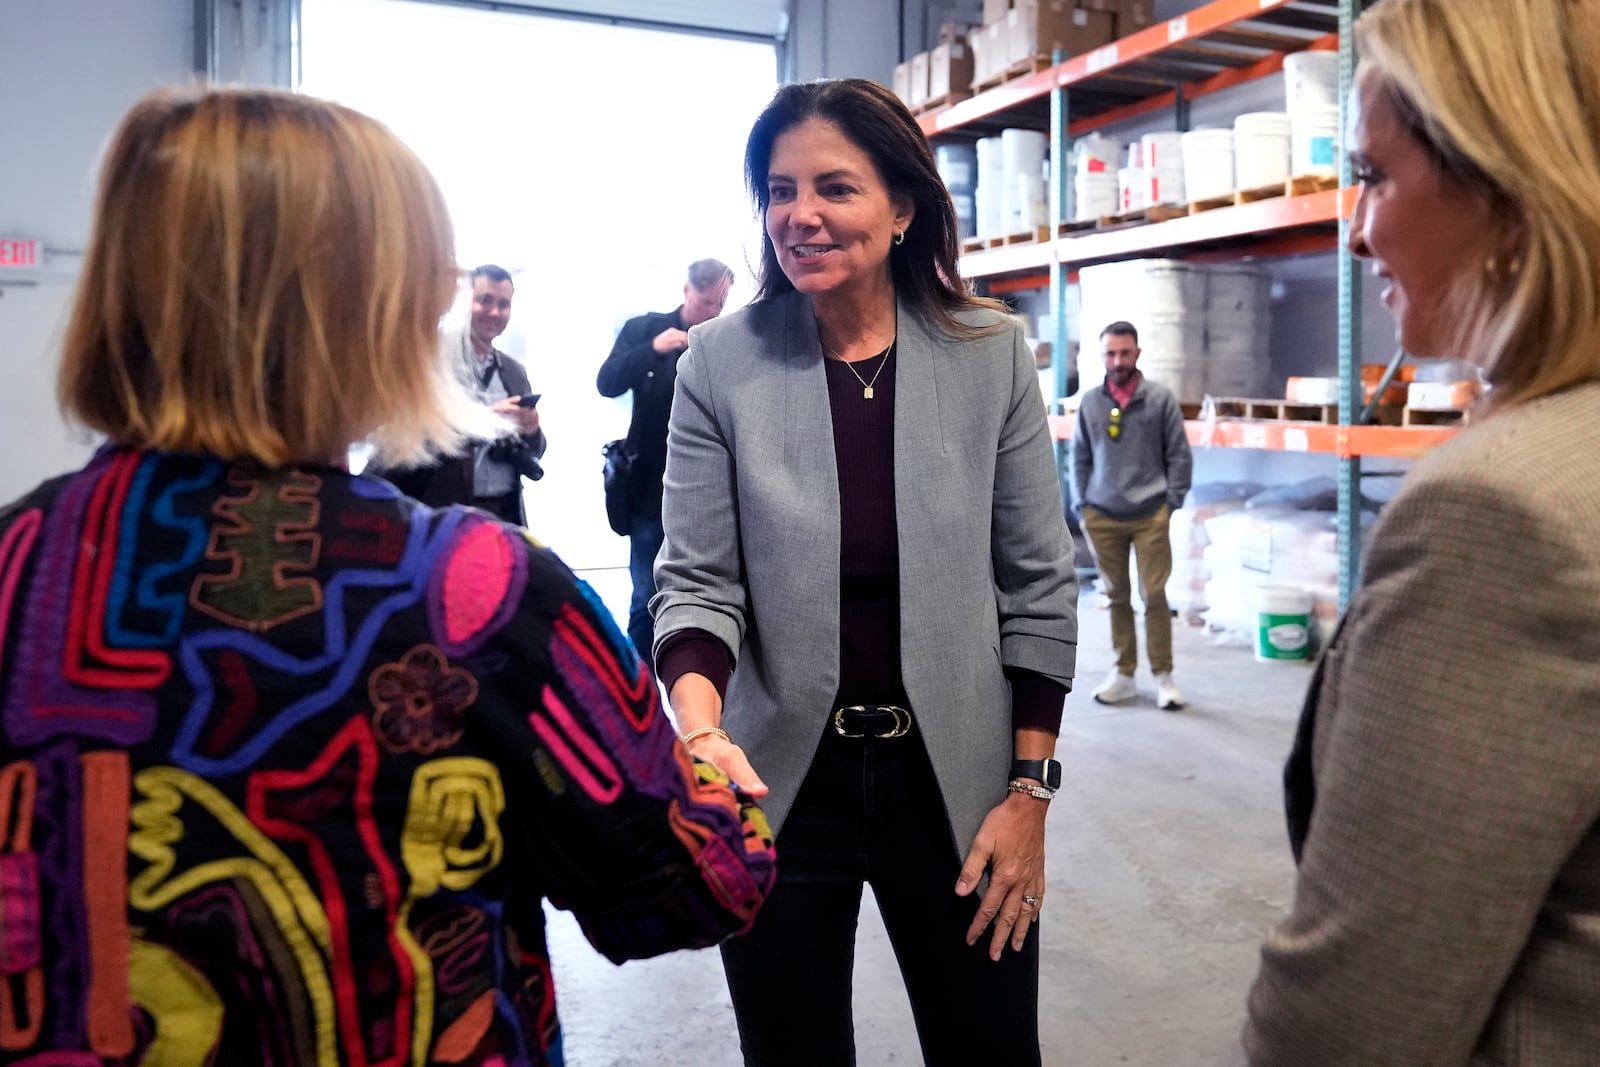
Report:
598,258,733,668
377,264,546,526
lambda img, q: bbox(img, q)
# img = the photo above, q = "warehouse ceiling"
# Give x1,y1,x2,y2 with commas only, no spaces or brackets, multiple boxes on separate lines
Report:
469,0,791,39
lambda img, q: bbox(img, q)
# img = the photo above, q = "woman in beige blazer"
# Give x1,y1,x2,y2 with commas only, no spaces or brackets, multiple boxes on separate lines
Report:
650,80,1078,1065
1244,2,1600,1064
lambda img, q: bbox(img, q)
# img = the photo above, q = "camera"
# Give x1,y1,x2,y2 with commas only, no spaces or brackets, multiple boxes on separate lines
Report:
488,436,545,482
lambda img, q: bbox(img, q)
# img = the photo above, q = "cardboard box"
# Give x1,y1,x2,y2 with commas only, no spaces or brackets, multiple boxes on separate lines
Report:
1118,0,1154,34
937,19,979,44
928,41,975,103
892,61,912,106
1008,1,1117,66
909,51,931,108
983,0,1012,23
970,22,1009,86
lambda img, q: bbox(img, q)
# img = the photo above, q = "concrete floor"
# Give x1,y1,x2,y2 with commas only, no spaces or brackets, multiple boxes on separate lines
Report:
552,574,1307,1066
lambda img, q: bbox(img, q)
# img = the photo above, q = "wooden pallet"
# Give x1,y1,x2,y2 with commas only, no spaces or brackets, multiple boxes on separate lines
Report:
974,54,1053,92
960,236,988,253
1208,397,1339,423
1097,204,1187,229
1058,217,1100,235
912,89,972,115
1002,225,1052,245
1189,174,1341,215
1403,406,1471,427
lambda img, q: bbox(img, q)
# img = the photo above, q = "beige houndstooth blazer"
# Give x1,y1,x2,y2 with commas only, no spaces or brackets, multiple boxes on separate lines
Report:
1243,380,1600,1066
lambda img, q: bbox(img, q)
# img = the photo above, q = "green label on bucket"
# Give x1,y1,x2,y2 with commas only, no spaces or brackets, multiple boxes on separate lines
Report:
1257,613,1310,660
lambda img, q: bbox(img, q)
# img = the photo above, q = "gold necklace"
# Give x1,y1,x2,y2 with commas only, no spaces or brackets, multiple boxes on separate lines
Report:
825,339,895,399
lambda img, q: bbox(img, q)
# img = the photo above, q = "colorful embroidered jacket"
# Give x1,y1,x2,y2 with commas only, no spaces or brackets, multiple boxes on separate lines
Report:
0,447,776,1066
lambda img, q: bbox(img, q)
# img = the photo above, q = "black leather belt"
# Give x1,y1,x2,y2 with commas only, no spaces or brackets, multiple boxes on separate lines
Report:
832,704,913,739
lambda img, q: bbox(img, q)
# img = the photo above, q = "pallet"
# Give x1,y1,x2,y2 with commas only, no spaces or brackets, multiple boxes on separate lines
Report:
1002,225,1052,245
1205,397,1407,426
973,54,1053,92
960,236,988,253
1208,397,1339,423
912,89,972,115
1402,406,1471,427
1097,204,1187,229
1189,174,1341,215
1058,217,1100,235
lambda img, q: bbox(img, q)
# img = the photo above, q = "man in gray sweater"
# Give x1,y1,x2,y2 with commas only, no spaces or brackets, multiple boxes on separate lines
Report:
1070,321,1193,710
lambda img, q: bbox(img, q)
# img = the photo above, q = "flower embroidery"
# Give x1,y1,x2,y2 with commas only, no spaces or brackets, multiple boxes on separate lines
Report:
369,645,479,754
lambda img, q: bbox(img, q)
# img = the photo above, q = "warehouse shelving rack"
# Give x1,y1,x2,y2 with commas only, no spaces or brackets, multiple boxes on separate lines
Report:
917,0,1417,604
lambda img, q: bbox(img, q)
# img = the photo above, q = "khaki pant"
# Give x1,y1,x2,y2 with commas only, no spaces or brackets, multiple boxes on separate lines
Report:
1081,504,1174,676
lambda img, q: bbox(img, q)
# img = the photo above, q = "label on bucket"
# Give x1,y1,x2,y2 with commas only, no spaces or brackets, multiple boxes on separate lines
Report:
1310,135,1335,166
1258,613,1310,659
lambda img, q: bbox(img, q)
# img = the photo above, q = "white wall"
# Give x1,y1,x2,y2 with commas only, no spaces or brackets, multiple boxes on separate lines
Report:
786,0,899,82
0,0,194,502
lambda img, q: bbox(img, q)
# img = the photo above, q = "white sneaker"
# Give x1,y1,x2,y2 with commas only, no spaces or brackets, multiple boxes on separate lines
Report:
1155,673,1185,711
1092,669,1138,705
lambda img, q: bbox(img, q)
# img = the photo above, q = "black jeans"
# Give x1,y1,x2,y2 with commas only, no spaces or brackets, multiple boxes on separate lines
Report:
627,512,664,671
721,721,1041,1066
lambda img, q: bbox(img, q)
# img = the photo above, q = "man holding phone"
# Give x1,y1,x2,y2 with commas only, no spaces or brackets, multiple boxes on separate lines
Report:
376,264,547,526
597,258,734,667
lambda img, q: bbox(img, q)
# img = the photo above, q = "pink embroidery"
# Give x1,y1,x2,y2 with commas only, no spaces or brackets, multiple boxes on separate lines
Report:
0,510,43,682
0,852,40,973
435,519,522,655
528,692,623,804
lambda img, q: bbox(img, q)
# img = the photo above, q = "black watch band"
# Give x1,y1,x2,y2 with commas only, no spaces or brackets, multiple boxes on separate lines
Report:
1010,758,1062,791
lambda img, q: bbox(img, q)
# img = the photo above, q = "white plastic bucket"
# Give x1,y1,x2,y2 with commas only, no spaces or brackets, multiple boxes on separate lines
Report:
1015,173,1048,229
1292,106,1341,178
976,137,1006,237
1145,165,1186,207
1141,131,1185,171
1284,50,1341,114
1075,133,1121,178
1118,166,1145,212
1234,112,1292,189
1139,312,1207,405
1075,173,1119,220
1001,129,1049,184
1181,128,1235,201
1255,586,1313,662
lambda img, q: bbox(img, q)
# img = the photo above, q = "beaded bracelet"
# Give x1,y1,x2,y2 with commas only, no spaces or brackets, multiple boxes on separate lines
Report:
1007,779,1057,801
679,726,730,748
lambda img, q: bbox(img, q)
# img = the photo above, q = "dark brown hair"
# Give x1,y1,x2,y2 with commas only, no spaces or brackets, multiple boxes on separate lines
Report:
743,78,1004,337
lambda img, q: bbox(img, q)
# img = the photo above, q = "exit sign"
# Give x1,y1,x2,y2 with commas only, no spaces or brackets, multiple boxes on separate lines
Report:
0,239,40,269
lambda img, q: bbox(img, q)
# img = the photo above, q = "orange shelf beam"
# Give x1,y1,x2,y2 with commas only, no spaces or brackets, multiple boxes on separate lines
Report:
1048,414,1461,458
918,0,1328,138
1055,0,1317,90
1056,186,1353,266
959,241,1055,279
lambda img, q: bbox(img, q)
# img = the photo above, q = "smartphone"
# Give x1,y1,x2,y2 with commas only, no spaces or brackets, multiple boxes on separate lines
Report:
515,394,541,409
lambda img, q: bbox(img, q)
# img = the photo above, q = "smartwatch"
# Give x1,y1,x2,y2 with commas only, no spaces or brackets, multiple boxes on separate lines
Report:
1009,758,1063,791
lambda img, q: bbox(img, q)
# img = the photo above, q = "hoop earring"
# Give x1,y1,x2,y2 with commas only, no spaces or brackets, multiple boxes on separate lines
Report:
893,230,906,246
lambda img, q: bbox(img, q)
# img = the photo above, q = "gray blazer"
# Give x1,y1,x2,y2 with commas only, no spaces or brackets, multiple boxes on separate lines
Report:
651,289,1078,854
1243,380,1600,1066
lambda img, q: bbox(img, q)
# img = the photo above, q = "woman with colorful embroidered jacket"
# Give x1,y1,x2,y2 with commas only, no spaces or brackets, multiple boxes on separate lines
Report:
0,85,775,1066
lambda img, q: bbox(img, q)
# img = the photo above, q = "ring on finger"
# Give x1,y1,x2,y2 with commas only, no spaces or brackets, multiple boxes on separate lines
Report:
1022,895,1041,908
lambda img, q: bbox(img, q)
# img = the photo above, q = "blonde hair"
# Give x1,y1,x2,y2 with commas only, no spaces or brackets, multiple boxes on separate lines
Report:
58,85,498,467
1356,0,1600,411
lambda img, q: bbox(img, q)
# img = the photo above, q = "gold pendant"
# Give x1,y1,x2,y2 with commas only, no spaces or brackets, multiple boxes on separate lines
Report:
864,386,874,399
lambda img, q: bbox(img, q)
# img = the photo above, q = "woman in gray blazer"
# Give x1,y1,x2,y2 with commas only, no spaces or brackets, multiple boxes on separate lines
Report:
650,80,1078,1065
1244,2,1600,1064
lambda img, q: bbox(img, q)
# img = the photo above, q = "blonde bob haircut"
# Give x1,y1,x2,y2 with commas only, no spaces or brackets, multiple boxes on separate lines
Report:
1356,0,1600,411
59,85,496,468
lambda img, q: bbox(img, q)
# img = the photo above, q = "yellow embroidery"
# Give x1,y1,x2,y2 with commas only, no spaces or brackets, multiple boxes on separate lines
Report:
127,939,223,1066
397,759,506,1064
128,767,339,1067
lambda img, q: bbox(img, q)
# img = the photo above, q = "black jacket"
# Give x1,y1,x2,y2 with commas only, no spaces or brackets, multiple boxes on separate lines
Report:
596,307,686,519
374,349,546,525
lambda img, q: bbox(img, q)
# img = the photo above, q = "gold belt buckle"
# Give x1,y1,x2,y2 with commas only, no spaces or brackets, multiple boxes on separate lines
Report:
832,704,912,739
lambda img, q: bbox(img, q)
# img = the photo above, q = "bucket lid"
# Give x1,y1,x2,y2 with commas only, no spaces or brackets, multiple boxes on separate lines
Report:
1235,111,1293,131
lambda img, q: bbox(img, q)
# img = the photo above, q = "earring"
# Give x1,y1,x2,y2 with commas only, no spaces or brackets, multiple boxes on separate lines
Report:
893,230,906,246
1485,251,1524,280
